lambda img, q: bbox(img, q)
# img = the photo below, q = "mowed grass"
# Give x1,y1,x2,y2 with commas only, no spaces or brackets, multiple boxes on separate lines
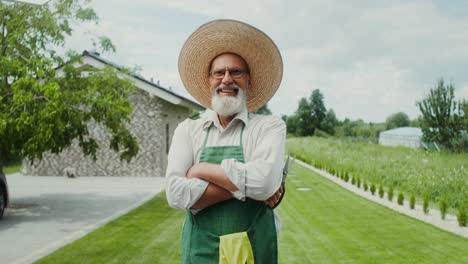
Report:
4,162,21,174
37,164,468,264
35,194,185,264
277,164,468,263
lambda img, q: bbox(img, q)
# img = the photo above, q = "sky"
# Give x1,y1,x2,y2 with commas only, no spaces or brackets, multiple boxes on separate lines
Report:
61,0,468,123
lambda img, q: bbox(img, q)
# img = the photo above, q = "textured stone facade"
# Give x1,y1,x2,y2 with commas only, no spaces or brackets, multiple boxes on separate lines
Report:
22,89,191,177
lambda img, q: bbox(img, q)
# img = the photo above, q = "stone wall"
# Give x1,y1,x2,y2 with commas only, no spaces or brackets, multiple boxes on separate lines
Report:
22,90,191,177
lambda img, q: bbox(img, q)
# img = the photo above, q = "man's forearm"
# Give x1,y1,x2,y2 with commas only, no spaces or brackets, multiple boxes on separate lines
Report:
191,183,233,209
187,162,238,192
187,163,283,209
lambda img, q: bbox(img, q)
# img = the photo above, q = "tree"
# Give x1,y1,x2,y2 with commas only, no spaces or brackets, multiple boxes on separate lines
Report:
293,89,327,137
295,97,313,136
254,103,272,115
0,0,139,169
462,99,468,131
283,114,299,135
385,112,410,130
410,116,423,127
309,89,327,133
416,79,463,150
321,108,338,135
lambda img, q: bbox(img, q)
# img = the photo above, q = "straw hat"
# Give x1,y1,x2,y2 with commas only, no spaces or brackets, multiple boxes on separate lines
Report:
178,19,283,112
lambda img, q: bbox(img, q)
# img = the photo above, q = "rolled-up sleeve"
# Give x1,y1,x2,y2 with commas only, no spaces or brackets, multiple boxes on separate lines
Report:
221,116,286,201
166,119,209,210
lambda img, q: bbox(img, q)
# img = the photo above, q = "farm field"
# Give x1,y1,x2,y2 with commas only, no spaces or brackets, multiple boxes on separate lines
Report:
36,163,468,264
287,137,468,213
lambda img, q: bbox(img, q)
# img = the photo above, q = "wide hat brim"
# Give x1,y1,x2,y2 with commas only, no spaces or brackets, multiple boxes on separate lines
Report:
178,19,283,112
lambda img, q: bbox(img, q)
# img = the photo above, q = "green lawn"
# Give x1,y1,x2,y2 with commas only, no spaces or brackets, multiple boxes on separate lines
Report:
277,164,468,263
36,194,185,264
4,162,21,174
36,163,468,264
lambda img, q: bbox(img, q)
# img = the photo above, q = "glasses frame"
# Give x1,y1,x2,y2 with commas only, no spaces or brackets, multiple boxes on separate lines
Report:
209,68,249,80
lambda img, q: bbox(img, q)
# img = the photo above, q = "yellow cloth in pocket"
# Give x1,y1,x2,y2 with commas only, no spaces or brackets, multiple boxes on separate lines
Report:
219,231,254,264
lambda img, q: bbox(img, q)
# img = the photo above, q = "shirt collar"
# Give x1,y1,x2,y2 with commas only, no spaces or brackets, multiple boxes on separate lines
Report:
203,108,249,130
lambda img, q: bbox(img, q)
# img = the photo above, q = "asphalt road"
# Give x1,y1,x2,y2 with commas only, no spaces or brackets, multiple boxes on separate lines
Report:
0,173,165,264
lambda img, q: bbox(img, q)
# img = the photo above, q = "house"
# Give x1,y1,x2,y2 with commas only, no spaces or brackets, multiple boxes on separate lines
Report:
378,127,423,149
21,50,204,177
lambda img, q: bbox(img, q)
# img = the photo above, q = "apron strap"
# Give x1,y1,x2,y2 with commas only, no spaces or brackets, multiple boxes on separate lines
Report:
239,125,245,147
202,126,211,149
240,113,249,147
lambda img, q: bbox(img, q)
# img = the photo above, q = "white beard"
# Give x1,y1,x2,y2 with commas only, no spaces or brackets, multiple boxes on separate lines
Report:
211,84,247,117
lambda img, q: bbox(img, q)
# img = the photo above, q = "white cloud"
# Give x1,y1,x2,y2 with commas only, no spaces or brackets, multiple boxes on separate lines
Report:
63,0,468,122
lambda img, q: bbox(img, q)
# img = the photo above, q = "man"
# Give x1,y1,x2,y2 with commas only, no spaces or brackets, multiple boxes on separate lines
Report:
166,19,285,264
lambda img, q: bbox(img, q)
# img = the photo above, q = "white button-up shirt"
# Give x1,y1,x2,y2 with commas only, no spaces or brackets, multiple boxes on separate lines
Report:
165,108,286,212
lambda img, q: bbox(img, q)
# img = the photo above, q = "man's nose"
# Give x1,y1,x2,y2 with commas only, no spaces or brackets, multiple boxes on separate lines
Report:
221,69,234,84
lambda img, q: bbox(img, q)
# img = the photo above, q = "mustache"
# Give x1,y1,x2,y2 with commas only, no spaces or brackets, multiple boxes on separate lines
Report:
215,83,241,94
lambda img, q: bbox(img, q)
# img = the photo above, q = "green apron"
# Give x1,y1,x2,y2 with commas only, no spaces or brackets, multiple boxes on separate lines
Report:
181,124,278,264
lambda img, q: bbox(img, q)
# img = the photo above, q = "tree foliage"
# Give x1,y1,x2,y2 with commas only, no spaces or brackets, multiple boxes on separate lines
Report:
385,112,410,130
462,99,468,131
416,79,464,151
309,89,326,132
0,0,138,167
321,108,338,135
295,97,313,136
287,89,327,136
334,119,385,141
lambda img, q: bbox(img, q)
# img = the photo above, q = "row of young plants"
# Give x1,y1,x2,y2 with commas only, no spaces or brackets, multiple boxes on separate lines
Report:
287,136,468,227
327,166,467,226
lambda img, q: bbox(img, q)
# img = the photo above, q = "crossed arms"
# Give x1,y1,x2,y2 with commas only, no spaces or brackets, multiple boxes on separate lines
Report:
165,116,286,212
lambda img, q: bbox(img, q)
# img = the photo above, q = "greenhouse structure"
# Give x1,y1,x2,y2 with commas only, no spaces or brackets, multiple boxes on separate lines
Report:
378,127,423,149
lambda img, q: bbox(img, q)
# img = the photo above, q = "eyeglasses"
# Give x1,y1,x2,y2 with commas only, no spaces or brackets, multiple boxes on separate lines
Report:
209,68,248,80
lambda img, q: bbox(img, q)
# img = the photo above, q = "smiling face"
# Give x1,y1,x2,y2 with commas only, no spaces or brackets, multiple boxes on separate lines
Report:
209,52,250,95
209,53,250,116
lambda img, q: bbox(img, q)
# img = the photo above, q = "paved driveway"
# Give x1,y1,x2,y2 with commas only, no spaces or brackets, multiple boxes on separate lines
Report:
0,173,165,264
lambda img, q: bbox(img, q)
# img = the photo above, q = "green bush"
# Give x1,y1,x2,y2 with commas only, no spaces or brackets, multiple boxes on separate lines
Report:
344,174,349,182
364,182,368,191
378,185,384,198
370,184,376,195
388,186,394,202
457,204,467,227
439,197,448,220
397,193,404,205
423,196,430,214
351,177,356,185
314,128,332,138
410,194,416,210
357,178,361,188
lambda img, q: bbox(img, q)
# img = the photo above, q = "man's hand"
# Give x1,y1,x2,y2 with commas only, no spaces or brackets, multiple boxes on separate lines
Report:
265,185,284,208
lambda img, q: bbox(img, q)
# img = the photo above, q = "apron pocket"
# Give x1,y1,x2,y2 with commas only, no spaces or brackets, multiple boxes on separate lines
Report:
219,231,254,264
